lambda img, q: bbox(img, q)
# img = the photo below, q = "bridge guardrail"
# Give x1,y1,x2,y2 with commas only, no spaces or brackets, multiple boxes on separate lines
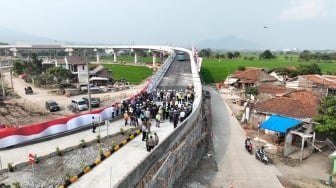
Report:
146,52,176,93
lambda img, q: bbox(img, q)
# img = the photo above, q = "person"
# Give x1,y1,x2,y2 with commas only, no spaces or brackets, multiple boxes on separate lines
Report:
259,146,265,154
147,136,155,152
147,119,152,133
179,110,186,122
142,124,147,141
245,137,251,150
154,132,159,146
140,110,145,122
92,116,96,133
123,111,129,126
155,113,161,128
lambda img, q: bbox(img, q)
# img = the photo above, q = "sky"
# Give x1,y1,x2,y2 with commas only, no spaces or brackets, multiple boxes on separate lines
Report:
1,0,336,50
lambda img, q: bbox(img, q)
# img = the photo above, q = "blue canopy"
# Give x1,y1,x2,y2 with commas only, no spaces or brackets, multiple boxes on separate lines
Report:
260,115,303,133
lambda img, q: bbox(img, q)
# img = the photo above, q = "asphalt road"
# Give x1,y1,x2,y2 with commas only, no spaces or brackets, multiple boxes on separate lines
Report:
208,87,284,188
158,53,192,90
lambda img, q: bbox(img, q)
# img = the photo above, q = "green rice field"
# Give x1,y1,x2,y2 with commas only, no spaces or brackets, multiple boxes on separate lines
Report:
201,58,336,84
102,64,153,84
101,54,336,85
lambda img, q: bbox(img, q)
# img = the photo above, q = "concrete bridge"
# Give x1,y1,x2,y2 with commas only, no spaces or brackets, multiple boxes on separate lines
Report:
0,44,177,66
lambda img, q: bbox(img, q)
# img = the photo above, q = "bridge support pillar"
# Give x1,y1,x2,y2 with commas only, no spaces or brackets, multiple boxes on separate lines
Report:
152,52,157,69
134,52,138,64
10,48,19,57
65,48,73,56
96,53,100,63
113,50,117,63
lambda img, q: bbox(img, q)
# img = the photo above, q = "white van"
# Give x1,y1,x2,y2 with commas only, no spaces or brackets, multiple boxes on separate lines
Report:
71,98,89,111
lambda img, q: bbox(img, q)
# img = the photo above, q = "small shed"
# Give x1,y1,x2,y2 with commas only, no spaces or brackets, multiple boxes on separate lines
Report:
260,115,314,160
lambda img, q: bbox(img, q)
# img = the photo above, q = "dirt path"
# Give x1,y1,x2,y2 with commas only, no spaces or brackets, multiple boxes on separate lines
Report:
1,72,148,126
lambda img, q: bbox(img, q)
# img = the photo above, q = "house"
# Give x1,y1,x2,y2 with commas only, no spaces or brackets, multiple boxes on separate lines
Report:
286,74,336,96
55,55,88,83
89,64,113,81
250,90,319,126
249,90,320,159
54,56,112,84
256,84,288,103
229,68,279,89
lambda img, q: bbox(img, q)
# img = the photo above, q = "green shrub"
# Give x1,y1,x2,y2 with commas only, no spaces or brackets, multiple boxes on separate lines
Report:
56,146,61,156
7,162,14,172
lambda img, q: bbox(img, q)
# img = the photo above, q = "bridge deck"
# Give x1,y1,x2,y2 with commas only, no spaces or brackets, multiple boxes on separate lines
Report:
157,55,192,91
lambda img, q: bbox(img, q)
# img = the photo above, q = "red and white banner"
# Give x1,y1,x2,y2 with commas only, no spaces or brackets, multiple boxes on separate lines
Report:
0,83,149,149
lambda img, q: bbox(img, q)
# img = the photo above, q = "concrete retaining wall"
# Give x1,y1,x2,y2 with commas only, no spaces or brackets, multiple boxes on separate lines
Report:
115,102,202,188
144,117,203,188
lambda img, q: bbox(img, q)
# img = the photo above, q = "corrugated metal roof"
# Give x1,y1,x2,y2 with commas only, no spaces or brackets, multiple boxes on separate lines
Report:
260,115,303,133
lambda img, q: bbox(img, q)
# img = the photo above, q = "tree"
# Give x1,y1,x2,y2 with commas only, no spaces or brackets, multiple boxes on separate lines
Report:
314,96,336,142
273,67,297,78
25,53,44,77
259,50,275,60
233,51,240,58
227,52,234,59
12,60,25,75
299,50,311,61
44,67,72,84
296,63,321,75
245,86,259,97
199,48,212,58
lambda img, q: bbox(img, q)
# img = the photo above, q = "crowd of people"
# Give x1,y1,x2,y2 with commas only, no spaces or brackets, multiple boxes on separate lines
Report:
109,86,195,152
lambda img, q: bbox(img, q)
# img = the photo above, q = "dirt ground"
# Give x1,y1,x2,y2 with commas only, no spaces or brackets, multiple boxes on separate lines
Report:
0,71,148,127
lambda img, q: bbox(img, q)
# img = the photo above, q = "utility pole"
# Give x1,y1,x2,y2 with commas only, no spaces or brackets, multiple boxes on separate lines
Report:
0,61,5,98
86,52,92,112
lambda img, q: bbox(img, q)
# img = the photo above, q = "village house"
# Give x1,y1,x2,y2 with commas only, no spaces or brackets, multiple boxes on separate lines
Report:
227,67,280,89
54,55,112,84
286,74,336,97
248,90,320,159
249,90,319,128
256,84,288,103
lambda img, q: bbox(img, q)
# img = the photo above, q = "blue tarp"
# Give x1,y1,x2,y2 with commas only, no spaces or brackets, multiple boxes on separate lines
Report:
260,115,303,133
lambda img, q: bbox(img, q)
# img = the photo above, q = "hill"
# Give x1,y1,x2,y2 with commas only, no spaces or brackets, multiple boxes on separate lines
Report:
0,26,55,44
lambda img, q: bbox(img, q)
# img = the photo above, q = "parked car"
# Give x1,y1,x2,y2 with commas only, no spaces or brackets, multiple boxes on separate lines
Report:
71,98,89,111
82,97,100,108
45,100,60,112
24,86,33,94
80,84,101,91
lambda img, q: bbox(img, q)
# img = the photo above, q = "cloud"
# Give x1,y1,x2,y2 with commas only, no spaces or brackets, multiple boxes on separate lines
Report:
278,0,328,20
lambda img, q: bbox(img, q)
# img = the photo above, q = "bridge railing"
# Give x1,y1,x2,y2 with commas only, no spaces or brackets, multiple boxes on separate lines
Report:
146,52,176,93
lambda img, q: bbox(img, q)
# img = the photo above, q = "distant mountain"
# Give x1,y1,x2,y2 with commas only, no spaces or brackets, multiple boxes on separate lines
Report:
0,26,55,44
196,35,262,50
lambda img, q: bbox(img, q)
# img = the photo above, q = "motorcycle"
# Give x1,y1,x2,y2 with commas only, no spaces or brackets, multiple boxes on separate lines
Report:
245,142,253,154
255,148,269,164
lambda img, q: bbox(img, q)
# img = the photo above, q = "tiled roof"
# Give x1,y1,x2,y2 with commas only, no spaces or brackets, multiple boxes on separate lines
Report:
233,68,277,84
253,90,319,118
66,55,86,65
301,74,336,89
257,84,287,95
56,55,86,65
56,57,65,64
285,90,319,117
233,68,259,82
